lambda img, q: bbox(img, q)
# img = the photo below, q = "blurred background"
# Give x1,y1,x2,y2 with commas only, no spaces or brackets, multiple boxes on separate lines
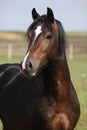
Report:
0,0,87,130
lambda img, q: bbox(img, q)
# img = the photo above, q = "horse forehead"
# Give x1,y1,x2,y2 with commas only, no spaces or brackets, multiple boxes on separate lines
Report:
35,26,42,35
35,25,42,38
32,25,42,43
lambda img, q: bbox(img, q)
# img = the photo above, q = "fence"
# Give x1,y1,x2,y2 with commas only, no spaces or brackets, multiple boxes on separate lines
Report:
66,36,87,58
0,36,87,59
0,42,27,58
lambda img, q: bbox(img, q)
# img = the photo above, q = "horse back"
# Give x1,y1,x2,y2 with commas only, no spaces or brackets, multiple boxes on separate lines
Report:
0,63,22,89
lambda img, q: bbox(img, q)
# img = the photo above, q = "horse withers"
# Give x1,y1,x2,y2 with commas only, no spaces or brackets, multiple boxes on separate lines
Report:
0,8,80,130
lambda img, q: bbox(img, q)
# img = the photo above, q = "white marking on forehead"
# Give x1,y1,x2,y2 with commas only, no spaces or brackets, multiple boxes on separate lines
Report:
22,26,42,70
34,25,42,43
22,52,29,70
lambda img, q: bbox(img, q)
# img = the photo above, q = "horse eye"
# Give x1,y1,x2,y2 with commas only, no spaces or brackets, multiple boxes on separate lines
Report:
46,35,52,39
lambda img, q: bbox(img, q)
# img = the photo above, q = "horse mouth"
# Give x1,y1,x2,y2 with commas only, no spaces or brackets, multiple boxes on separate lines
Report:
23,69,37,77
27,71,36,77
22,60,48,77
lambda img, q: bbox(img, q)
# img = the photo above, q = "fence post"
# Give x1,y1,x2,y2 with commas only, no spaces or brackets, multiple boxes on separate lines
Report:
8,44,12,60
69,43,73,60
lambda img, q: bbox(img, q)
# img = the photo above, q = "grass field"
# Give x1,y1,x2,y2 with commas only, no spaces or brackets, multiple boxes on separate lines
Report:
0,55,87,130
0,31,25,42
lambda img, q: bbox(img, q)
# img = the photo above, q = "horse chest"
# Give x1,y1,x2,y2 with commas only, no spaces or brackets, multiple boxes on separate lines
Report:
32,97,56,127
32,97,71,130
38,105,55,119
35,106,70,130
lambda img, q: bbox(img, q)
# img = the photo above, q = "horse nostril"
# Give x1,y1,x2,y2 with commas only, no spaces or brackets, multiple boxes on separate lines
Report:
26,61,33,71
29,62,32,69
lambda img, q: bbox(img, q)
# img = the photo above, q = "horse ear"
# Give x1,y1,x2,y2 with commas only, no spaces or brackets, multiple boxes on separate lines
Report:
32,8,40,20
47,7,54,23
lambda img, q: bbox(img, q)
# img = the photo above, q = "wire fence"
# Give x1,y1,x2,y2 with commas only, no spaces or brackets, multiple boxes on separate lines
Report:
0,36,87,60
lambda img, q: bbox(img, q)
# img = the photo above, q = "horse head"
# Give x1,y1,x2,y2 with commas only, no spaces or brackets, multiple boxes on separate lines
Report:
22,8,65,77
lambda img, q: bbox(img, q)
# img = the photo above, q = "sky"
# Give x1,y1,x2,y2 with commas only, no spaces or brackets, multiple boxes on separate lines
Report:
0,0,87,31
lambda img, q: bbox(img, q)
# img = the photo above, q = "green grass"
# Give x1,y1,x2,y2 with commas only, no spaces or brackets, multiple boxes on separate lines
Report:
0,55,23,64
0,55,87,130
66,31,87,36
68,56,87,130
0,30,25,36
0,122,2,130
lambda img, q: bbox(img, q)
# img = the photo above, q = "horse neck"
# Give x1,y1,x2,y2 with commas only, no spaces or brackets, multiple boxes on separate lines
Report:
45,51,71,100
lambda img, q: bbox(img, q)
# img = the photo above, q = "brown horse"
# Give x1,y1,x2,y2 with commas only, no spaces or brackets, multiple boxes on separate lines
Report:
22,8,80,130
0,8,80,130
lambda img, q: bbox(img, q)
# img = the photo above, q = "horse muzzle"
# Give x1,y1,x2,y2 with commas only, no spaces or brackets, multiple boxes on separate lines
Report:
22,58,40,77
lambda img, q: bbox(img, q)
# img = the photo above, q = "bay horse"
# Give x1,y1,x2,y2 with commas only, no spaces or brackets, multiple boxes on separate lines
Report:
0,8,80,130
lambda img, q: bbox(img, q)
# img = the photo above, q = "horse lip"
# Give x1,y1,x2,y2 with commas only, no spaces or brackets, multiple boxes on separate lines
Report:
22,68,37,77
29,72,36,77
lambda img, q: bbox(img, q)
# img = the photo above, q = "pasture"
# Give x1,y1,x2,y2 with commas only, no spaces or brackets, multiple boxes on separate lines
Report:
0,55,87,130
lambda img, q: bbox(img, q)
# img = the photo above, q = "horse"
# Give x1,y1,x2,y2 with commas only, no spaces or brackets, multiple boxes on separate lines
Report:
0,8,80,130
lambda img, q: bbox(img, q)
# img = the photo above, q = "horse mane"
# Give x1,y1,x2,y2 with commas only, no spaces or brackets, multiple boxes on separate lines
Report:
55,20,66,56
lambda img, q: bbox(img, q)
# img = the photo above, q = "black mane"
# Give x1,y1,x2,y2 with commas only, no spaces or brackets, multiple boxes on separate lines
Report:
55,20,66,55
